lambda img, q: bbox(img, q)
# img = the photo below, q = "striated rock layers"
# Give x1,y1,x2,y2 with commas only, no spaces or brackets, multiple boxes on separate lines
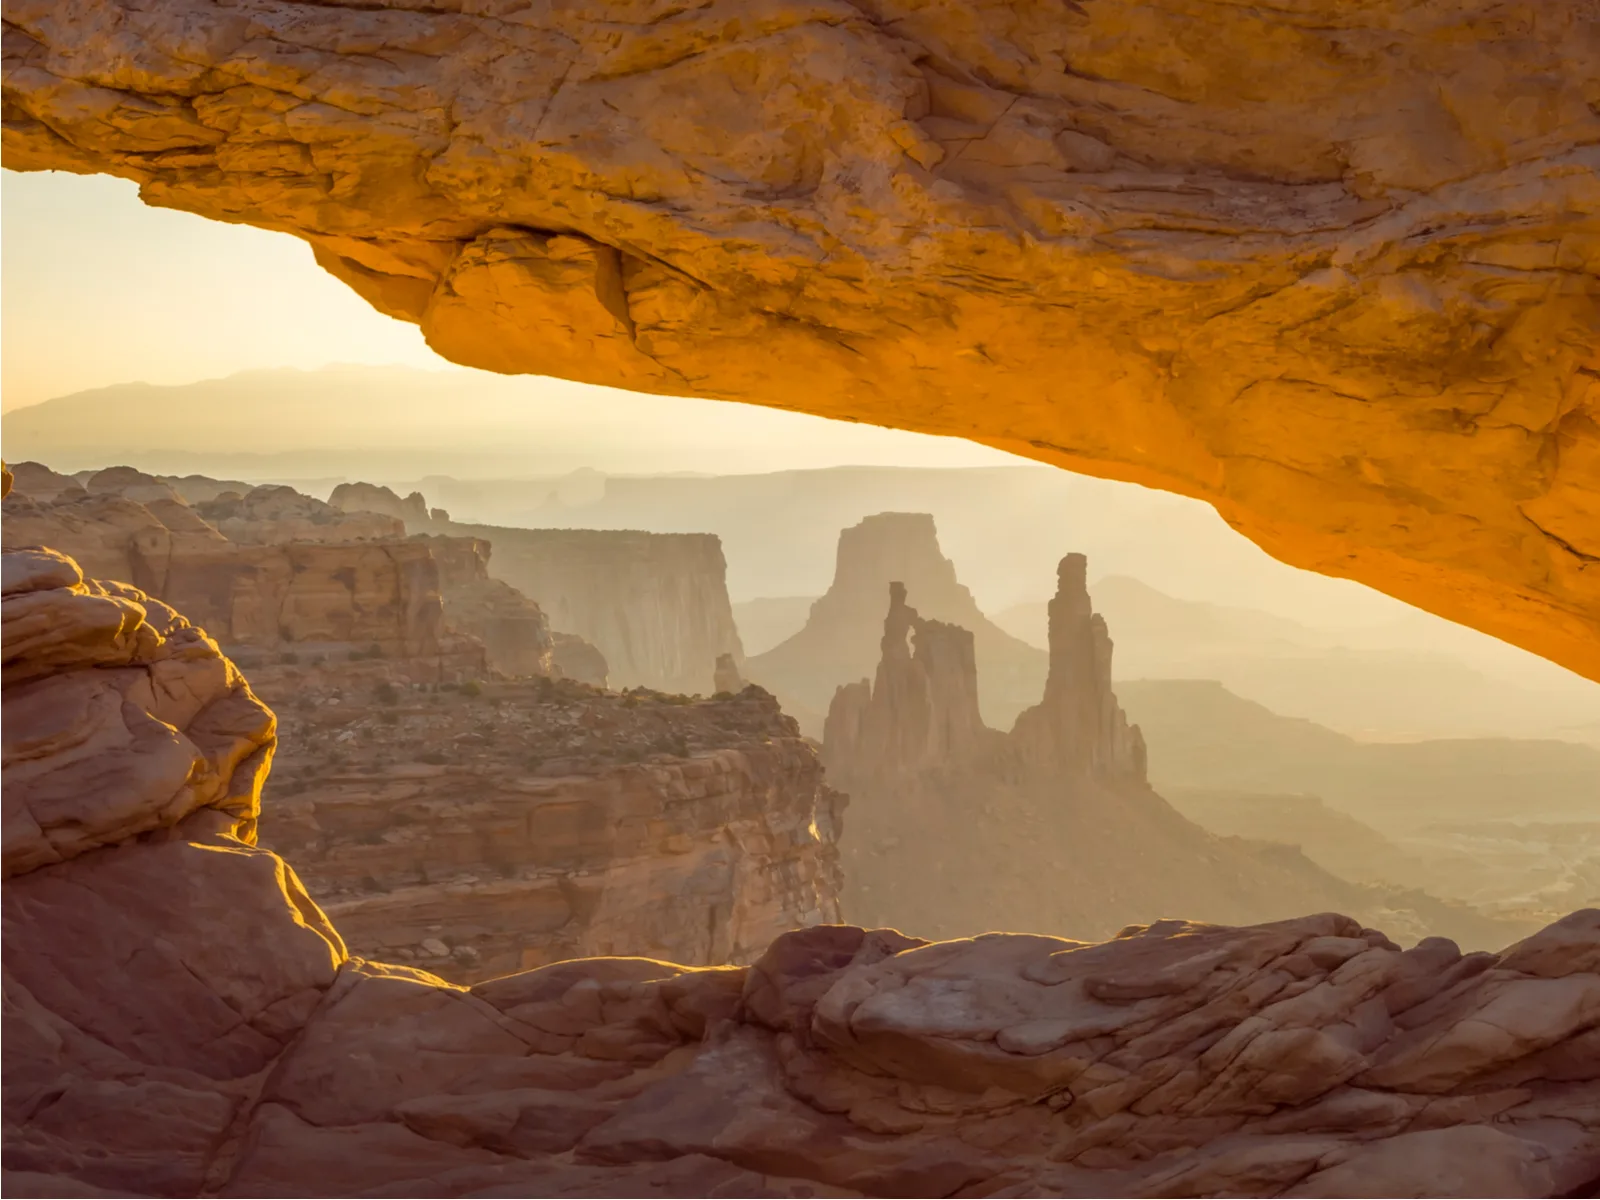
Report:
4,550,1599,1196
751,512,1048,735
5,0,1596,681
255,663,845,983
0,467,564,679
414,534,554,680
443,521,746,696
825,556,1534,951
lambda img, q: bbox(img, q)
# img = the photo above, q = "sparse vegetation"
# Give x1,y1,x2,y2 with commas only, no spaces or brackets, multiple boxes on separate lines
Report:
460,680,482,698
374,682,399,705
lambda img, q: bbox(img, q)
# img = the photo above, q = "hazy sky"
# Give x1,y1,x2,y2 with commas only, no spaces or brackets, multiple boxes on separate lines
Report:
2,170,444,410
0,169,1017,471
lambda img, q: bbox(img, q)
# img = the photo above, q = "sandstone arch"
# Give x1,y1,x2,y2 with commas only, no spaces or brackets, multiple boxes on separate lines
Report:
4,0,1596,676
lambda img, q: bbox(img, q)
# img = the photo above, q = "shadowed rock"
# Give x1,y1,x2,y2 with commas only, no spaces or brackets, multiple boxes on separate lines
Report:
3,555,1595,1196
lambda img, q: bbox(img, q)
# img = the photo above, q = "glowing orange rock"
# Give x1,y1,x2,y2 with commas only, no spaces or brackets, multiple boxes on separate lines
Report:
3,0,1596,675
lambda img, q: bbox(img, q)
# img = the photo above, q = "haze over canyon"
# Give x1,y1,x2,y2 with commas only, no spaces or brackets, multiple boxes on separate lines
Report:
3,7,1599,1193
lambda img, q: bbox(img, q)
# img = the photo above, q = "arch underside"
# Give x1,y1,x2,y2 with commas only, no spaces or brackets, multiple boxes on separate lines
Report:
4,0,1596,677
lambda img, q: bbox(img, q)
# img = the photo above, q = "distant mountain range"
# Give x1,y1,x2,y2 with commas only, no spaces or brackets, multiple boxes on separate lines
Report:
997,576,1600,744
1118,679,1600,832
0,364,1016,478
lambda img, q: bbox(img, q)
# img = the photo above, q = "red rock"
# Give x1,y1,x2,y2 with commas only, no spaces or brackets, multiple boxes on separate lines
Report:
3,547,1596,1198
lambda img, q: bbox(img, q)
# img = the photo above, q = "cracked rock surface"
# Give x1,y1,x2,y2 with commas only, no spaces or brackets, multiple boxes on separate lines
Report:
3,547,1598,1197
3,0,1597,678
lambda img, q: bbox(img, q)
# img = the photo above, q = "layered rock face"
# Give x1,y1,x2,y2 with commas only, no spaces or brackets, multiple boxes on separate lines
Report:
751,512,1047,734
550,632,610,689
1,468,559,677
4,557,1598,1196
825,558,1533,951
415,534,555,679
444,522,746,695
256,665,844,982
6,0,1595,680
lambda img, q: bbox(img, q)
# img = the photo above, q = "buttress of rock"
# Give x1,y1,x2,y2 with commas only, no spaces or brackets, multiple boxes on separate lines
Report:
1,546,275,876
712,651,745,695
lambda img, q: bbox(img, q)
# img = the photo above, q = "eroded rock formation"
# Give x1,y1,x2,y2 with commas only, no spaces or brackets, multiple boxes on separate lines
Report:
751,512,1047,734
4,554,1597,1196
441,521,746,695
1,467,553,677
825,558,1535,951
329,481,433,530
5,0,1595,679
415,533,555,679
256,665,844,981
713,651,745,695
550,631,610,689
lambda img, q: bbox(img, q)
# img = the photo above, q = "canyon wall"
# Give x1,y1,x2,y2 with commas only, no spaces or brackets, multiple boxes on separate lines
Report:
255,665,844,981
0,466,577,678
824,556,1534,952
442,521,746,696
5,543,1597,1197
751,512,1047,734
329,481,741,695
5,0,1595,680
414,534,555,679
3,470,847,976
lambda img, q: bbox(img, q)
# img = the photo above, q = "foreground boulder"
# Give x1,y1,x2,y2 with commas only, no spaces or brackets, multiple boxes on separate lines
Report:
3,548,1598,1197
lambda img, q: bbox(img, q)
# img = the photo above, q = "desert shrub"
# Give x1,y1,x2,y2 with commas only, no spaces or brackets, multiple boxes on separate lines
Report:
374,682,399,705
460,680,483,698
712,691,733,701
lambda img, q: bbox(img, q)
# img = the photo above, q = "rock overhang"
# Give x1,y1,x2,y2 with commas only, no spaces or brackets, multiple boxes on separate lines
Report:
3,0,1595,676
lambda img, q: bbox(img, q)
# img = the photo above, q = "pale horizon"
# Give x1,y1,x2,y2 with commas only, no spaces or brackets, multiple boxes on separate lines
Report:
1,170,1024,474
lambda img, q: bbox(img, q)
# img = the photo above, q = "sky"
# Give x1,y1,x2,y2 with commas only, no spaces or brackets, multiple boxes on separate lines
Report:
0,169,1015,471
2,170,444,411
